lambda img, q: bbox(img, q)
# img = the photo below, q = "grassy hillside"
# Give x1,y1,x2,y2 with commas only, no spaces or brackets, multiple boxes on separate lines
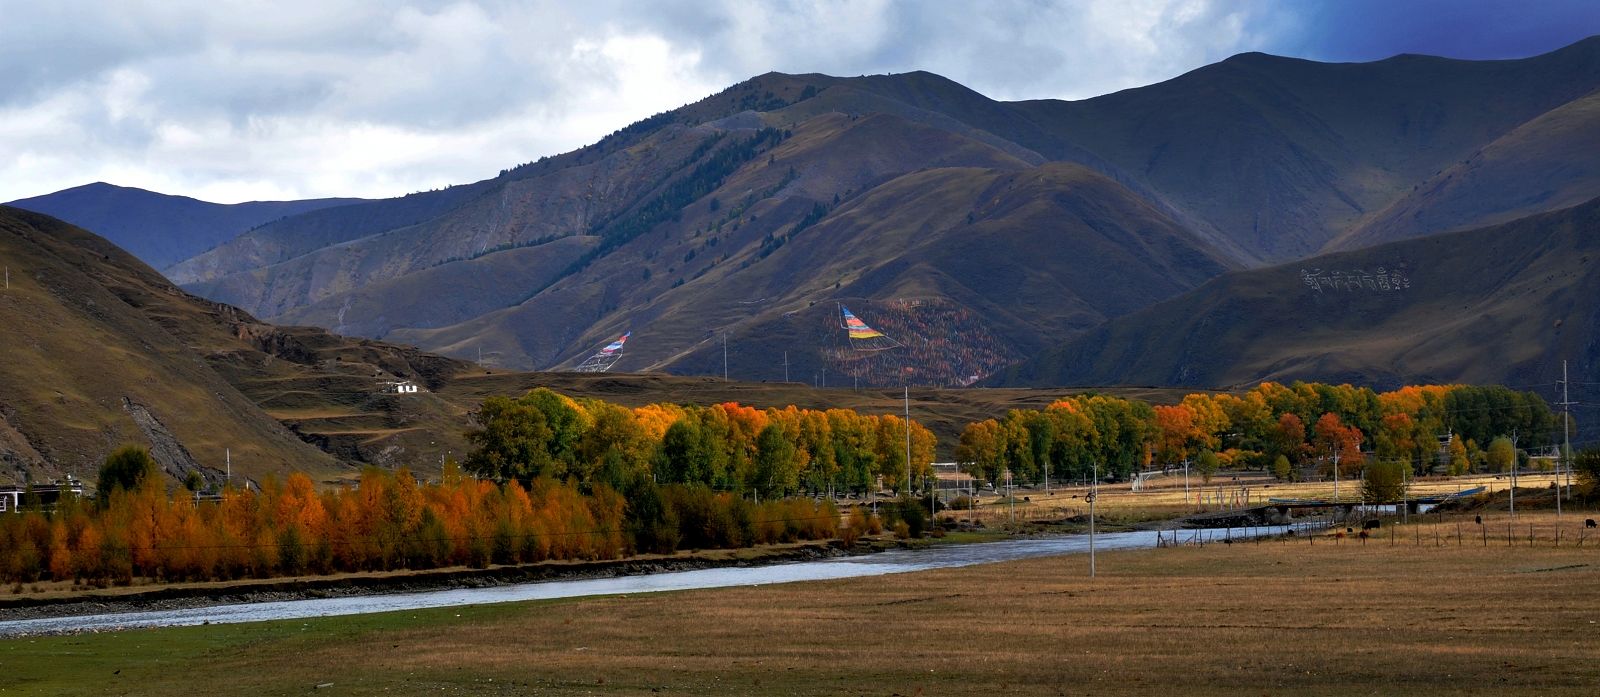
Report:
1329,88,1600,251
6,182,361,269
996,197,1600,390
390,159,1233,385
0,207,338,485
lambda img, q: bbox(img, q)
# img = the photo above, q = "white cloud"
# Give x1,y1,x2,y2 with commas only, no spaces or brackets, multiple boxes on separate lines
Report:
0,0,1290,203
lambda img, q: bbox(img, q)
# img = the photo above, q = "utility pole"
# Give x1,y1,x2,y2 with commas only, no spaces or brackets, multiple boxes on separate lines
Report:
783,351,788,383
1509,431,1518,517
1088,461,1098,578
1401,464,1408,524
722,332,728,382
1560,360,1573,513
1183,458,1190,504
1332,446,1340,502
904,385,912,500
225,448,232,486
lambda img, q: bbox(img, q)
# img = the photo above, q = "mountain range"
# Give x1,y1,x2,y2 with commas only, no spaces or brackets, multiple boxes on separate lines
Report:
20,36,1600,397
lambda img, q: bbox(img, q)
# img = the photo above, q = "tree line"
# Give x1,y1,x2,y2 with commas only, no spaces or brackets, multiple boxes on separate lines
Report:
464,389,937,498
956,383,1564,485
0,388,942,586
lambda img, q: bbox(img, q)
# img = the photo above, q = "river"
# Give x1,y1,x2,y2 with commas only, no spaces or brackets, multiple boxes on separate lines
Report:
0,525,1300,637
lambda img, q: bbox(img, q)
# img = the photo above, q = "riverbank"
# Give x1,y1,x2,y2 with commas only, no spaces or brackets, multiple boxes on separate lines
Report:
0,539,887,623
7,523,1599,696
0,505,1303,625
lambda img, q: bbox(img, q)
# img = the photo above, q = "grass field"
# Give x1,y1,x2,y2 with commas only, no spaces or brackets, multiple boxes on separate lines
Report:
6,509,1600,695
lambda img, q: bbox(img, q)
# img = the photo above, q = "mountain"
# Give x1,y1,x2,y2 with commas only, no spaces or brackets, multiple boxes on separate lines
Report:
5,182,363,270
161,37,1600,386
381,157,1235,379
994,197,1600,390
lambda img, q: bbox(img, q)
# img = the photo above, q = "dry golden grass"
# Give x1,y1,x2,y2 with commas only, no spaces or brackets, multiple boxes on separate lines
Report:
951,472,1571,529
13,508,1600,696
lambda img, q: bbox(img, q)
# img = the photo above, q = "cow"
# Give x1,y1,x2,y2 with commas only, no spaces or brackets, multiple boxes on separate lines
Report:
1586,519,1597,529
1475,515,1483,525
1363,519,1381,530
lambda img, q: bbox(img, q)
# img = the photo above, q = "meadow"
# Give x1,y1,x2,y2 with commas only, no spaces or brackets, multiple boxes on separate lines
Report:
6,507,1598,696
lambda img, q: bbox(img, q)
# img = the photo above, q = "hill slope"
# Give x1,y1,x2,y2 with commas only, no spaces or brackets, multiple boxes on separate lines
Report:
0,206,506,487
6,182,362,269
1327,88,1600,251
0,206,338,485
995,197,1600,389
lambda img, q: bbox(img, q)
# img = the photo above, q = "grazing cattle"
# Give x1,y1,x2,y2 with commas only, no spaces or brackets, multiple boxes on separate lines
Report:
1586,519,1597,529
1475,515,1483,525
1363,519,1381,530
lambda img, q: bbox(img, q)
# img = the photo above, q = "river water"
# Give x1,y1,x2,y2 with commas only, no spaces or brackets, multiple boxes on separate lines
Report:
0,525,1300,637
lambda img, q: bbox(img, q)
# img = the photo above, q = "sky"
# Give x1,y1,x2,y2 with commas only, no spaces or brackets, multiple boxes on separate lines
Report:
2,0,1598,204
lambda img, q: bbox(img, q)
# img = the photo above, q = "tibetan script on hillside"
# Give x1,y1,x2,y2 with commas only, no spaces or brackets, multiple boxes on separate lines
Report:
1300,265,1410,293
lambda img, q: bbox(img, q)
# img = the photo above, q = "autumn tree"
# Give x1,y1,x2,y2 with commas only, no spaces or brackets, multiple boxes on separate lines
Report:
955,419,1006,484
1313,413,1363,479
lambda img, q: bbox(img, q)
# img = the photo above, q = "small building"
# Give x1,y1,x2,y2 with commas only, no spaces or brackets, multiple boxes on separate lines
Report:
384,380,422,394
0,478,86,513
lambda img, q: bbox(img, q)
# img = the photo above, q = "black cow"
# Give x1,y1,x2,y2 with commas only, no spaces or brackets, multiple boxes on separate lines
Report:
1363,519,1381,530
1475,515,1483,525
1586,519,1597,529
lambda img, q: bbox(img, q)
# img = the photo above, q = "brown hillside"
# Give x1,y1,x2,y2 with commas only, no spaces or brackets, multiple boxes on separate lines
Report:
0,207,337,486
996,197,1600,391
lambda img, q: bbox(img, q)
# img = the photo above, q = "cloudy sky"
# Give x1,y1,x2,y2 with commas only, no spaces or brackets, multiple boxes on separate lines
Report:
3,0,1598,204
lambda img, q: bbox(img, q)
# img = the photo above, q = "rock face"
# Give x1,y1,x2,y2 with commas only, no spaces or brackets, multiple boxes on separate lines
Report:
121,397,230,491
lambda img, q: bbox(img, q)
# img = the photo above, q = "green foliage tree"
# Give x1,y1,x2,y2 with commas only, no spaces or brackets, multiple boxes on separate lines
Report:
1487,436,1517,473
1195,449,1220,484
657,419,704,484
464,395,554,482
1272,454,1293,481
96,445,161,502
752,424,799,500
1362,460,1408,503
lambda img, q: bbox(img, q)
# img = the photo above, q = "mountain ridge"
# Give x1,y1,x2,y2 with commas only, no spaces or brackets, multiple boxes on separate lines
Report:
6,182,363,269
